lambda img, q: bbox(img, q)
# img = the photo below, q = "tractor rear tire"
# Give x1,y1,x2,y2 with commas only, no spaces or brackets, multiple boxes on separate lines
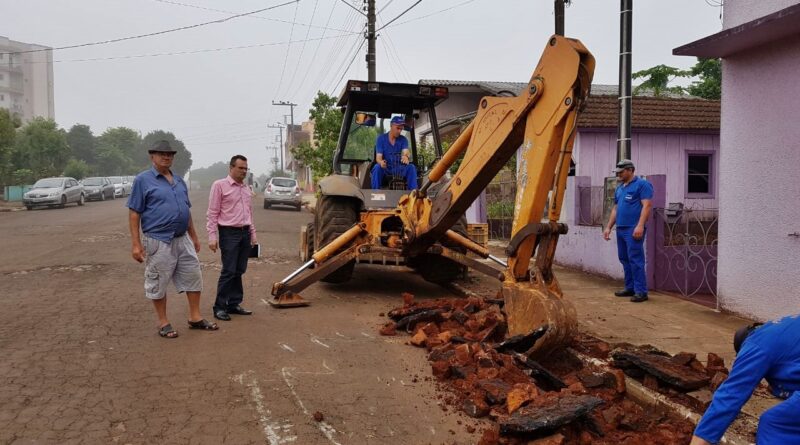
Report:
316,195,359,283
415,215,468,285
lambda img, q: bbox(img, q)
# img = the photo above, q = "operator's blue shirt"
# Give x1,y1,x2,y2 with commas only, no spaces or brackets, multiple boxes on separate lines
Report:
375,133,408,168
614,176,653,227
127,167,192,242
694,314,800,443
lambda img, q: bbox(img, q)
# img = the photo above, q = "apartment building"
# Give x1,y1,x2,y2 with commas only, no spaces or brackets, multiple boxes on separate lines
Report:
0,36,54,122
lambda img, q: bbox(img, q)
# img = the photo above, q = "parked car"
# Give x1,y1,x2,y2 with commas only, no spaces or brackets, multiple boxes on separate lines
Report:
109,176,132,197
263,177,302,211
81,177,115,201
23,177,85,210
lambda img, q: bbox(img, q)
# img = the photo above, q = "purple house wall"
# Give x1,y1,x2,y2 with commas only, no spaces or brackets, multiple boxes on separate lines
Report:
675,0,800,320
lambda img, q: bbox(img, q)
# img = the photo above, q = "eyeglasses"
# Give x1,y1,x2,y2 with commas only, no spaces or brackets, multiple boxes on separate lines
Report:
152,151,175,157
234,166,249,171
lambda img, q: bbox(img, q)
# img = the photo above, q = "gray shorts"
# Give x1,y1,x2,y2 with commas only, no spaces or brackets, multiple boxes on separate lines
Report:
143,234,203,300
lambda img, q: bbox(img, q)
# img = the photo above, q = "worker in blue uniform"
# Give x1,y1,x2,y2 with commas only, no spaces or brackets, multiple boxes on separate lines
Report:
370,116,418,190
602,159,654,302
691,314,800,444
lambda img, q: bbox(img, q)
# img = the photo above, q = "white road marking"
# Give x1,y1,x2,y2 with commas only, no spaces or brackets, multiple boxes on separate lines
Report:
310,337,330,349
232,371,296,444
280,343,296,353
281,367,342,445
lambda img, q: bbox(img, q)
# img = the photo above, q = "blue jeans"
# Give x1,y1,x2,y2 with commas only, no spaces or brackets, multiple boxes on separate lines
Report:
616,226,647,294
370,163,418,190
757,392,800,444
214,226,251,312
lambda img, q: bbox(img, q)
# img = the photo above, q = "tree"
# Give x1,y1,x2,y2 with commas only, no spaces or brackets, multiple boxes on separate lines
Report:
63,158,90,179
66,124,96,165
268,168,293,178
291,92,343,182
96,127,141,175
686,58,721,100
141,130,193,176
12,117,70,178
189,161,229,189
0,108,21,186
632,65,688,97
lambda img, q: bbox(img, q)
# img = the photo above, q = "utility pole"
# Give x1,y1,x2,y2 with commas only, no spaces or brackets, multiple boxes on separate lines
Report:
267,123,285,171
554,0,565,36
366,0,376,81
618,0,633,162
272,100,297,170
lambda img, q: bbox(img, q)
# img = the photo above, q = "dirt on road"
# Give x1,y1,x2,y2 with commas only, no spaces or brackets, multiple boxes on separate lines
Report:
0,191,486,444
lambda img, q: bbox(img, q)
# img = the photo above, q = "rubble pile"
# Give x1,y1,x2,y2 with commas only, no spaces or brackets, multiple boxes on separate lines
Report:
379,294,696,444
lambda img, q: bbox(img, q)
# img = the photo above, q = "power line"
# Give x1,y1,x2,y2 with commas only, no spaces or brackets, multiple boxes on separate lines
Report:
22,33,359,64
377,0,397,15
281,0,321,98
390,0,478,28
331,37,366,94
376,0,422,32
1,0,298,56
274,1,301,98
323,31,364,93
293,0,338,100
310,8,361,98
152,0,350,33
337,0,366,16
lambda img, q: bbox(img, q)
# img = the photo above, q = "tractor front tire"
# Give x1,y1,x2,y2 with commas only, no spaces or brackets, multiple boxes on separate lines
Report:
316,195,359,283
416,215,468,285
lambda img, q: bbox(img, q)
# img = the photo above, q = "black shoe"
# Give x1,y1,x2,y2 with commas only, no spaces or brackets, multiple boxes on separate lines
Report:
214,309,231,321
614,289,635,297
227,305,253,315
630,293,649,303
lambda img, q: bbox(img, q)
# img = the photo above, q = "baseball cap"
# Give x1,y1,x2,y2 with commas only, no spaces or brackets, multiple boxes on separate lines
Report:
149,140,177,154
390,116,406,127
613,159,635,173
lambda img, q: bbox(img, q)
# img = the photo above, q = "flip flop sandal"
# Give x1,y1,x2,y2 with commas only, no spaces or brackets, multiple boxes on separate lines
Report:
188,319,219,331
159,324,178,338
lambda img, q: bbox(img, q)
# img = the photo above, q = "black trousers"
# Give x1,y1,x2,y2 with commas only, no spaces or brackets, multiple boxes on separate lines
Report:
214,226,251,312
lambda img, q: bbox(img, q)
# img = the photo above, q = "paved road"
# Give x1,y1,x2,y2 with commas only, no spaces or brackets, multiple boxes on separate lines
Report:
0,191,482,444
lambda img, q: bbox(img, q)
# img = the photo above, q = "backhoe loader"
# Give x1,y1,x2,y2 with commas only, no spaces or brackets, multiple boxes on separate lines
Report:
273,35,595,355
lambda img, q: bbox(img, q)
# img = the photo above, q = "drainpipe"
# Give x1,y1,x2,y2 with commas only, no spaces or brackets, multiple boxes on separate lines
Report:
617,0,633,162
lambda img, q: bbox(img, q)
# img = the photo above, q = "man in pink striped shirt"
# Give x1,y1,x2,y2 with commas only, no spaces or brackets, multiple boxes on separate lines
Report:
206,155,258,321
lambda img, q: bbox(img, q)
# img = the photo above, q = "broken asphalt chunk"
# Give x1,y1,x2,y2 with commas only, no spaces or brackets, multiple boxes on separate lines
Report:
499,394,603,435
494,325,549,353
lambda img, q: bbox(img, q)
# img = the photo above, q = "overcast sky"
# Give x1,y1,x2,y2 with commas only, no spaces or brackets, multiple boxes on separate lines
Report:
1,0,723,176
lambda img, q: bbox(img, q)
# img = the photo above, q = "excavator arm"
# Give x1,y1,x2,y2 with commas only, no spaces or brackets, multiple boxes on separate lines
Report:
398,35,595,352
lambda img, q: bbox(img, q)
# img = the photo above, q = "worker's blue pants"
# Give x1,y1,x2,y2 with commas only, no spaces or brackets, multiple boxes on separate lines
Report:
757,392,800,444
370,163,418,190
616,226,647,294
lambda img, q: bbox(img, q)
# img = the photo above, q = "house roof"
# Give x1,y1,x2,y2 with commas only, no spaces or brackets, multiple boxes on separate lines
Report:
418,80,688,98
673,3,800,58
579,95,720,130
418,80,720,131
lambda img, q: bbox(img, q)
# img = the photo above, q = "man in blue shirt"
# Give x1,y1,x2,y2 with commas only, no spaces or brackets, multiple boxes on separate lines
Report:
691,315,800,444
370,116,418,190
603,159,654,302
127,140,218,338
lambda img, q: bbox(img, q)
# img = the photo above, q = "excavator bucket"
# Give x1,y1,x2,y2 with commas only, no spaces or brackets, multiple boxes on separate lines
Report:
502,283,578,356
269,292,311,308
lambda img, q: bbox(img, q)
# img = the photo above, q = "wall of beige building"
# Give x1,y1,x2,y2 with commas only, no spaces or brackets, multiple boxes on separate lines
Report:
0,36,54,122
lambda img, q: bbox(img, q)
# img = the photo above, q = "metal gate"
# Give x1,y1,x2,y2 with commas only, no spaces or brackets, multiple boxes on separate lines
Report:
652,207,718,299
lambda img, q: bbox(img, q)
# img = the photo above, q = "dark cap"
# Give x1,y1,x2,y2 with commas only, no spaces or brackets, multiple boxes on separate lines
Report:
613,159,635,173
149,140,176,154
733,322,763,353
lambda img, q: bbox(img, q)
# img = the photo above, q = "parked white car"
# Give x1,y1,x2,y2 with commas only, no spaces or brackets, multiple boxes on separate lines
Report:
263,177,302,211
23,177,85,210
109,176,132,197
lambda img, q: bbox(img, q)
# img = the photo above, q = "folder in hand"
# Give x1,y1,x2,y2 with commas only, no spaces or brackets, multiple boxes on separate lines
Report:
249,243,261,258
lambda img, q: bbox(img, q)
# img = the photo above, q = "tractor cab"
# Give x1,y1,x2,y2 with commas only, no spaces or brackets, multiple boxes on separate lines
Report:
322,80,449,209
